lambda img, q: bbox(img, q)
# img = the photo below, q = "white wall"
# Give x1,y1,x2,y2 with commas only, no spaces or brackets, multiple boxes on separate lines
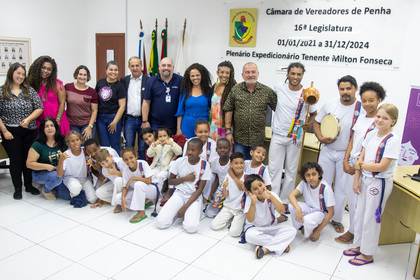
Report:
1,0,418,137
0,0,89,84
0,0,126,87
126,0,420,137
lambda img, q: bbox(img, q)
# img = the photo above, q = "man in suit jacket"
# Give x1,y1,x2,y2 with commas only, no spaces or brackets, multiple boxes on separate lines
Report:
120,56,150,160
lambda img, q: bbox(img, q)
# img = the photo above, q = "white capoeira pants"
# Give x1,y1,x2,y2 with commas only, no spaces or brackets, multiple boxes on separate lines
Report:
94,177,123,205
289,202,327,238
150,167,168,192
110,177,123,206
268,133,301,203
317,145,347,223
64,177,96,204
353,175,393,255
211,206,246,237
115,181,157,211
205,204,221,218
344,157,358,234
245,223,297,257
202,172,216,201
156,189,203,233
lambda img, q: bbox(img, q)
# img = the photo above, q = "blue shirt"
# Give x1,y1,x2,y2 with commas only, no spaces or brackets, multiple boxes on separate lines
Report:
144,73,182,129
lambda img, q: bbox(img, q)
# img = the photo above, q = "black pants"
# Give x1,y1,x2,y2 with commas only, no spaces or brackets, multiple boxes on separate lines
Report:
1,126,37,190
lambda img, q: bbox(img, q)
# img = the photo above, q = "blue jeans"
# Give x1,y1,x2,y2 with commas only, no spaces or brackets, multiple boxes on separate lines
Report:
234,141,252,160
124,115,146,160
97,113,122,155
32,170,70,200
70,124,96,141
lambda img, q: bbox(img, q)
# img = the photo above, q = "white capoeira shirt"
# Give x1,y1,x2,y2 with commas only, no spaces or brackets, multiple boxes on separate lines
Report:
272,82,317,137
315,98,366,151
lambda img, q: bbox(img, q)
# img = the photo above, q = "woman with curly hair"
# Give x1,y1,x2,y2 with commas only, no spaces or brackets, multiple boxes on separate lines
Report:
26,117,70,200
0,62,43,199
175,63,213,138
28,55,70,135
210,61,237,141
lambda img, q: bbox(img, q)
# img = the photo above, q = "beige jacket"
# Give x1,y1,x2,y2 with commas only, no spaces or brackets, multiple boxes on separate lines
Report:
146,138,183,171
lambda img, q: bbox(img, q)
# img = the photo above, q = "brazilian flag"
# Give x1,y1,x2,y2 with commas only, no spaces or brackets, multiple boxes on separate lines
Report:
148,30,159,76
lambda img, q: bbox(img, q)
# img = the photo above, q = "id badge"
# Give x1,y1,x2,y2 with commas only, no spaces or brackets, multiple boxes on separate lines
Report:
166,95,171,103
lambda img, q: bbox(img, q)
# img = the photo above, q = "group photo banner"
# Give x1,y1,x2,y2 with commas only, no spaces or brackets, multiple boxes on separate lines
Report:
224,1,406,70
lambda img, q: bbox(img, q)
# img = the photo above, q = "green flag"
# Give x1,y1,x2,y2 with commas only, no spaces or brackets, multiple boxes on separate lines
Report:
148,30,159,76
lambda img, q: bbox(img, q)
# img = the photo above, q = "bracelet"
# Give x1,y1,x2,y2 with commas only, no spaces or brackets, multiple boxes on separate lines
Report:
344,157,349,160
225,131,233,135
142,120,148,123
358,162,363,169
89,124,94,128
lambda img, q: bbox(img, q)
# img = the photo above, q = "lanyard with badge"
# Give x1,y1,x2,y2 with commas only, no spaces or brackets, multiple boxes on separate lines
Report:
162,81,171,103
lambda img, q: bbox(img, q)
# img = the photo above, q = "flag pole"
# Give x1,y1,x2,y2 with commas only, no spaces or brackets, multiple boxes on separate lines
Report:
182,19,187,45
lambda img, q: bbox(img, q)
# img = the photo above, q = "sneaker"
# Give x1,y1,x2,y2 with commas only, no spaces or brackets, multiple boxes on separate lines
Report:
42,189,56,200
25,186,40,195
13,190,22,200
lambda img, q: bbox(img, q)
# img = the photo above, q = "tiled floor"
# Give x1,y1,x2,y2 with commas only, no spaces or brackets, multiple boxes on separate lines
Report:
0,170,418,280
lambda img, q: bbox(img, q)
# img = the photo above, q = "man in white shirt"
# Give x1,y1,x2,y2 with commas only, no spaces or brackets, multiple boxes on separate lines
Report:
313,75,365,233
121,56,150,160
269,62,317,208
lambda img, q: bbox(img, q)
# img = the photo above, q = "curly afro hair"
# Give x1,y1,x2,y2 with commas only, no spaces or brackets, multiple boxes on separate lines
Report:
28,55,58,95
180,63,212,101
359,81,386,101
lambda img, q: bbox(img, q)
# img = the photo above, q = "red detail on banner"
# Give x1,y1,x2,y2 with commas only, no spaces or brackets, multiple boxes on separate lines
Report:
232,35,253,45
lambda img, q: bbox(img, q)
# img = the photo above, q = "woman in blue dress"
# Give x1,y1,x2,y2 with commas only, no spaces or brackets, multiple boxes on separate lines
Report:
175,63,213,138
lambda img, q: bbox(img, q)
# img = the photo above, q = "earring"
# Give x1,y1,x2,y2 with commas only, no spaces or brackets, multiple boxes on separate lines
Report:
226,80,229,85
217,77,219,84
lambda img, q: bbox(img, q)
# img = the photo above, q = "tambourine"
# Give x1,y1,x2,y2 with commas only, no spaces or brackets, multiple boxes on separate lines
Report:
303,81,319,105
320,114,341,140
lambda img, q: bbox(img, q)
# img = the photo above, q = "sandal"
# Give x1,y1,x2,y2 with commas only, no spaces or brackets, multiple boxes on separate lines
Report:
160,199,168,207
335,234,353,244
145,200,154,209
343,248,361,256
348,256,374,266
284,245,291,253
255,246,264,259
331,221,345,233
277,214,288,223
129,215,147,224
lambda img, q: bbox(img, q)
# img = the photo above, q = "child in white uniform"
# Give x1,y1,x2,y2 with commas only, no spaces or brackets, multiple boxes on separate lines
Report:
243,144,272,190
289,162,335,241
337,82,386,244
244,174,297,259
84,138,120,208
147,126,182,194
344,104,400,266
205,138,231,218
95,149,125,213
57,131,96,203
115,147,156,223
211,152,246,237
181,119,217,200
156,138,211,233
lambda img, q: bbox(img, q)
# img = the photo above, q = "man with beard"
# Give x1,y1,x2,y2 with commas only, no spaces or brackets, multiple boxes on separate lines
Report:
142,57,182,134
313,75,365,234
268,62,317,209
223,62,277,160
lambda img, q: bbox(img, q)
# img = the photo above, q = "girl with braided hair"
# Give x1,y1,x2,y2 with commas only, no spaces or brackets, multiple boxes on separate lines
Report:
210,60,237,141
28,55,70,135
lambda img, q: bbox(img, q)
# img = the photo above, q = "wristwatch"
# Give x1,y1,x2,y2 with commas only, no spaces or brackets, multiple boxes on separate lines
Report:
142,120,148,123
89,124,94,128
